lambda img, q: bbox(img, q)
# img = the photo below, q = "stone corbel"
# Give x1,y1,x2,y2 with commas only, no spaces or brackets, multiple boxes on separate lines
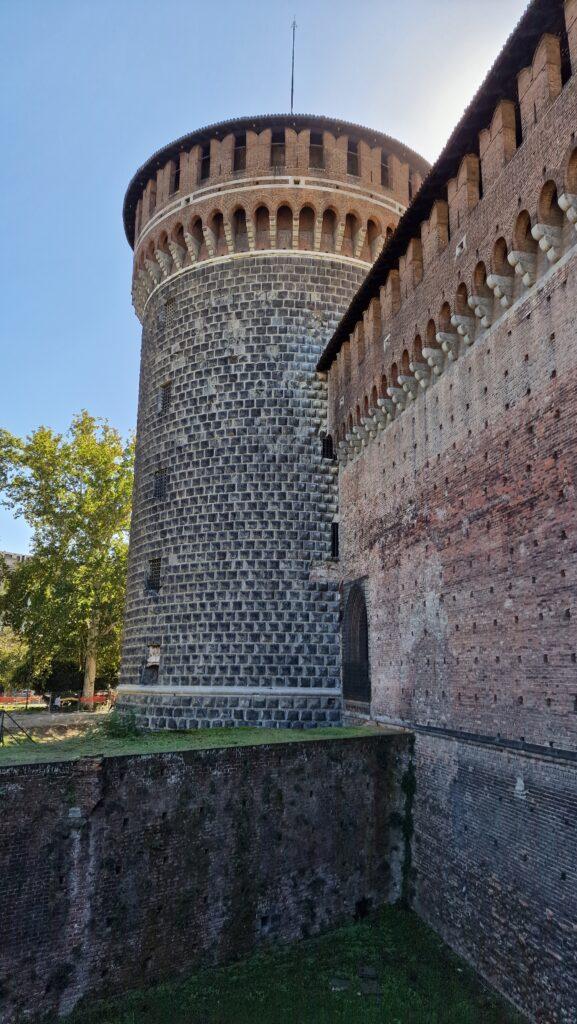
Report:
354,225,367,260
361,415,378,439
136,267,153,296
409,359,431,389
436,330,459,361
559,193,577,228
184,230,201,263
450,313,475,346
387,385,407,410
202,226,217,258
145,258,162,286
398,374,419,401
468,294,492,328
422,347,444,377
168,241,187,270
371,406,389,429
531,223,562,263
346,431,362,450
486,273,513,308
377,397,395,421
155,249,173,279
507,250,536,286
353,424,369,446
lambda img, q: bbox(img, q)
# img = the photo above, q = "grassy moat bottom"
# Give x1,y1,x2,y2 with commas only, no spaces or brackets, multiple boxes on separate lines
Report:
56,907,521,1024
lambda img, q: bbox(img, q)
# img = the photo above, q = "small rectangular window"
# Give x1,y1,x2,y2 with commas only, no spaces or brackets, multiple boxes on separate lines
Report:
347,140,359,176
380,157,390,189
271,130,286,168
331,522,339,560
233,133,246,172
153,468,167,499
147,557,161,592
164,298,176,327
169,159,180,195
309,131,324,169
200,143,210,181
159,381,172,414
322,435,334,460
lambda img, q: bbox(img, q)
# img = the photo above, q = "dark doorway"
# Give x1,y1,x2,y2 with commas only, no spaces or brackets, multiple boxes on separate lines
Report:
342,584,370,703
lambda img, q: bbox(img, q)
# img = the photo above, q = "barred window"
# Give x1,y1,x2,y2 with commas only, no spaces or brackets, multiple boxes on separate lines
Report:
347,140,359,176
200,142,210,181
164,298,176,327
271,130,286,168
233,132,246,171
381,157,390,189
153,468,167,499
147,558,161,592
169,159,180,195
159,381,172,414
309,131,324,169
331,522,339,560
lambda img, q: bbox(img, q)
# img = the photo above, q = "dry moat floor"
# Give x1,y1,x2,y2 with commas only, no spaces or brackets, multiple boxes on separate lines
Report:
54,907,521,1024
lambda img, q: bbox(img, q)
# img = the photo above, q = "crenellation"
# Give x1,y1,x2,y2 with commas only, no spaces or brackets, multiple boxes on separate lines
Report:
517,33,563,138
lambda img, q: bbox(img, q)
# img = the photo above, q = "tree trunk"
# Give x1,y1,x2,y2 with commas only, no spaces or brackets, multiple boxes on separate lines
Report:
82,615,98,709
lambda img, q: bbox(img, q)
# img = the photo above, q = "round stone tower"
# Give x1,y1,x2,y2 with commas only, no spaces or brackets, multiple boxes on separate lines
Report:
118,114,428,729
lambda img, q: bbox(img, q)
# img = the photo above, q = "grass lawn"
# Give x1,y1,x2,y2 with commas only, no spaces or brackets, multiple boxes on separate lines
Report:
0,722,383,766
57,906,521,1024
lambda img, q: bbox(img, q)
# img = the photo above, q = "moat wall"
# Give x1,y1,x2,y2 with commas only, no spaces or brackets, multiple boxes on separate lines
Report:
0,733,410,1023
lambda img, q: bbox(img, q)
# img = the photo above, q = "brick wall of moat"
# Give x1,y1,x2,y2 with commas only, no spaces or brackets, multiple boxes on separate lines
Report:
0,733,411,1023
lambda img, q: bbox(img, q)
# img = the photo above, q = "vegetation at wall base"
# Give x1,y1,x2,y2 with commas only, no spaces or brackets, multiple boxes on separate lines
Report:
53,906,522,1024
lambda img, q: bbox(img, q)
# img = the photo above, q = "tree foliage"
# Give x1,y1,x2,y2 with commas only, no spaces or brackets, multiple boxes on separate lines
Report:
0,412,134,696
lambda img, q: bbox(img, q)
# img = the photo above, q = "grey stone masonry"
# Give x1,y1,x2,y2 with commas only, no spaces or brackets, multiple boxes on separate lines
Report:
119,254,366,727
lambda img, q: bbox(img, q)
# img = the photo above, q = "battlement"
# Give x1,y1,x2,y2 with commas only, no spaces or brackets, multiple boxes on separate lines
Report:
319,0,577,460
124,115,429,322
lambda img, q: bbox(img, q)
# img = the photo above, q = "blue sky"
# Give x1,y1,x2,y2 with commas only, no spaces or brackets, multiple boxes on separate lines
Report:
0,0,526,552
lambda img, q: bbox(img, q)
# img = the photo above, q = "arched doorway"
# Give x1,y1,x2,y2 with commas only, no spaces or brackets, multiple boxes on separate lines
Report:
343,584,370,703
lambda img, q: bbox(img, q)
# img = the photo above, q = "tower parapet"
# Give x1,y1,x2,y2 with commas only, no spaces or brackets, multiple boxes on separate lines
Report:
118,114,428,729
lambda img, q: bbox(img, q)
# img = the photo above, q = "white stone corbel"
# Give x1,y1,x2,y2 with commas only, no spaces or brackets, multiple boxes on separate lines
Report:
202,226,216,258
334,220,346,253
184,230,201,263
422,347,444,377
468,294,493,328
168,241,187,271
361,416,378,439
486,273,514,308
155,249,173,279
313,214,323,251
346,431,362,450
409,360,431,389
507,250,536,287
371,407,388,430
354,225,367,260
559,193,577,228
377,397,395,421
450,313,475,346
398,374,419,400
387,385,407,410
436,330,459,361
145,258,162,286
531,223,562,263
224,221,234,254
245,214,256,251
136,267,153,296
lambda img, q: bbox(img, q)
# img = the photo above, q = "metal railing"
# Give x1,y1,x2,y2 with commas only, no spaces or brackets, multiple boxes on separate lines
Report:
0,709,36,746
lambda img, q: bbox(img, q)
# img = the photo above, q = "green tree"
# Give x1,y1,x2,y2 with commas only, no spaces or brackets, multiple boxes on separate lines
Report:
0,412,134,702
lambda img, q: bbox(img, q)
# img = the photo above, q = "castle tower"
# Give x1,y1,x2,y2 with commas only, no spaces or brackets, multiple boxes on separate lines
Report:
119,114,428,729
